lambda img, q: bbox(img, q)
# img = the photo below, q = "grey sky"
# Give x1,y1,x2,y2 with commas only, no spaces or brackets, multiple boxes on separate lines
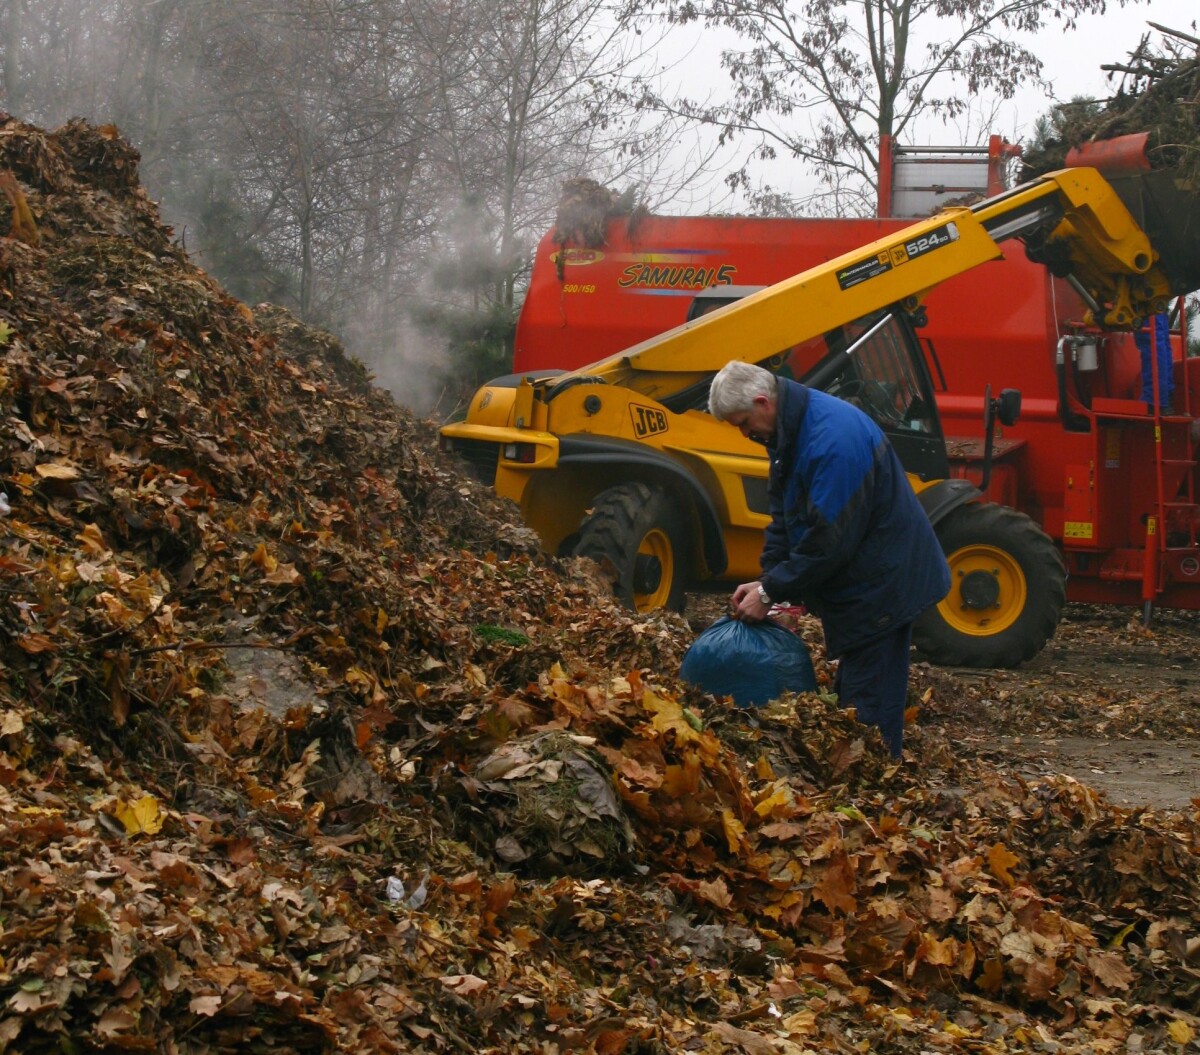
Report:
645,0,1197,211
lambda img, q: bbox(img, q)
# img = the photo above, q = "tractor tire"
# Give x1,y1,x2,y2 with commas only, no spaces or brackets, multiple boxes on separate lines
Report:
913,502,1066,668
572,483,688,613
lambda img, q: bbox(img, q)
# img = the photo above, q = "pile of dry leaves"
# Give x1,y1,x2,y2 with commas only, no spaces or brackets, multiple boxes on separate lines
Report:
2,115,1200,1054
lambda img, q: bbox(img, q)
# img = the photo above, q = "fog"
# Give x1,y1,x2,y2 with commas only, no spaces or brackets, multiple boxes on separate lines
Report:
0,0,682,416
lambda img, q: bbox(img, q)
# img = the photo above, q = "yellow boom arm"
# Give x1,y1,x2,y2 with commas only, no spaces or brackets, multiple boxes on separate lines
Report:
578,167,1172,383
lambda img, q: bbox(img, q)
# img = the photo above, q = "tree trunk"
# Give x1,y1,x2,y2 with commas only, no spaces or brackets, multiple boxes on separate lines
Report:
1,0,24,115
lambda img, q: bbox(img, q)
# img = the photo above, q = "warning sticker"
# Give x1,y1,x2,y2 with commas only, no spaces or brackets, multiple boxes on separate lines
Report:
836,222,959,290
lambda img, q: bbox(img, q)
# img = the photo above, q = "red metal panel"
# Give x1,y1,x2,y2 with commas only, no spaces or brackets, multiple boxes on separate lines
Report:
1064,133,1151,175
514,215,891,373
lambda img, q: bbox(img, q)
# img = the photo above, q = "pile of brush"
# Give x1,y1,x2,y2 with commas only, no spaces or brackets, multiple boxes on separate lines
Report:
1021,23,1200,181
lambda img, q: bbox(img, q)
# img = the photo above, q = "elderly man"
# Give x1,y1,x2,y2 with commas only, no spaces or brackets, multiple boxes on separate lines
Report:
708,360,950,757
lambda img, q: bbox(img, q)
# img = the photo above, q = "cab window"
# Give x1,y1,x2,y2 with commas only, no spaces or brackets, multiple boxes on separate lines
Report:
788,313,935,435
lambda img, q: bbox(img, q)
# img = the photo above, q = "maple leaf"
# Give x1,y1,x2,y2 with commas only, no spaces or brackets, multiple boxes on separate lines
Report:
495,696,538,730
35,461,80,480
1021,957,1064,1002
721,809,748,856
753,781,795,819
104,651,131,726
759,820,806,841
1168,1020,1195,1045
615,756,664,789
96,591,137,626
957,939,978,980
812,851,858,915
114,794,166,835
9,987,48,1013
483,877,517,929
661,753,702,798
264,562,301,584
926,886,957,922
104,934,135,985
696,876,733,909
189,995,222,1017
783,1007,818,1035
614,782,658,822
979,958,1005,994
224,838,257,866
250,541,278,572
912,931,960,974
96,1006,137,1038
75,522,108,556
827,736,865,777
595,1029,635,1055
17,633,55,654
711,1022,776,1055
642,689,702,744
987,842,1020,887
999,929,1038,964
439,974,488,997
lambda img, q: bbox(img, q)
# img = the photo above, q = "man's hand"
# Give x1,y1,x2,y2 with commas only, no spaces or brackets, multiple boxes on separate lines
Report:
731,581,771,623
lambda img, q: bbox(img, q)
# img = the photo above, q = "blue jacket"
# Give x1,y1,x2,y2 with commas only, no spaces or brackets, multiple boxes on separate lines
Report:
759,380,950,657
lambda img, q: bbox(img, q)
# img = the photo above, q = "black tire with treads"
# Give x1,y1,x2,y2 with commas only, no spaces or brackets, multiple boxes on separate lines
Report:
571,482,688,612
914,502,1066,668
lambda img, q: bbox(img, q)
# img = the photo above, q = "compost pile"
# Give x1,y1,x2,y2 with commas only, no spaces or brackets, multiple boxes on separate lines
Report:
3,115,1200,1054
1020,24,1200,180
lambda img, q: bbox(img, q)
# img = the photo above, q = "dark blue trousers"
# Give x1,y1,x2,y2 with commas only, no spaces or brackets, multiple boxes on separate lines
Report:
832,622,914,758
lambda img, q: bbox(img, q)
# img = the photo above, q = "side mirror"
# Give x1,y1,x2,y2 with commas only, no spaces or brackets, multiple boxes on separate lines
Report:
980,386,1021,494
995,388,1022,427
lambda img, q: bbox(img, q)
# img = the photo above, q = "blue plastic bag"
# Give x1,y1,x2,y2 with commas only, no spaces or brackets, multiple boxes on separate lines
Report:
680,616,817,708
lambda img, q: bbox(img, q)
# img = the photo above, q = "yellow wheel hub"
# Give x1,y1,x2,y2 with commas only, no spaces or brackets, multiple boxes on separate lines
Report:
937,542,1026,637
632,528,675,612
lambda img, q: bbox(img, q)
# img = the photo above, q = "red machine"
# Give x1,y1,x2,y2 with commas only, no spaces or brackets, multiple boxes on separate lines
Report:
513,138,1199,617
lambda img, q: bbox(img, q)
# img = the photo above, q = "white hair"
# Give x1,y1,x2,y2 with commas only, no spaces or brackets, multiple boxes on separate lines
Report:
708,361,776,419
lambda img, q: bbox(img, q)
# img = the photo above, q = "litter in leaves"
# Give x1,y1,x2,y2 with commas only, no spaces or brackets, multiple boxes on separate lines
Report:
3,112,1200,1053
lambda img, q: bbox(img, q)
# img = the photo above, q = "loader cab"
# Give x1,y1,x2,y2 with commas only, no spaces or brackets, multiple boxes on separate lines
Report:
800,310,948,481
688,288,949,481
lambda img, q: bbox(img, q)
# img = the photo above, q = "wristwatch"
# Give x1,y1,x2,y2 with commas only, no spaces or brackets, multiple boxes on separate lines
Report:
756,583,771,606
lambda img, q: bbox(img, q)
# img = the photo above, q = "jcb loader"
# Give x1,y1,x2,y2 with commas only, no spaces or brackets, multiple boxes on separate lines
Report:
441,163,1200,668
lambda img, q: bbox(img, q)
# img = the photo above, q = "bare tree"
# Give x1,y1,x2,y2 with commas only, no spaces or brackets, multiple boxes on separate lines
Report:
405,0,702,401
0,0,132,123
618,0,1140,215
0,0,24,113
0,0,702,411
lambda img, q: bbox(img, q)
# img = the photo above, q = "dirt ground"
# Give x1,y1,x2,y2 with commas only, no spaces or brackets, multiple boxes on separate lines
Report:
921,603,1200,810
688,595,1200,811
